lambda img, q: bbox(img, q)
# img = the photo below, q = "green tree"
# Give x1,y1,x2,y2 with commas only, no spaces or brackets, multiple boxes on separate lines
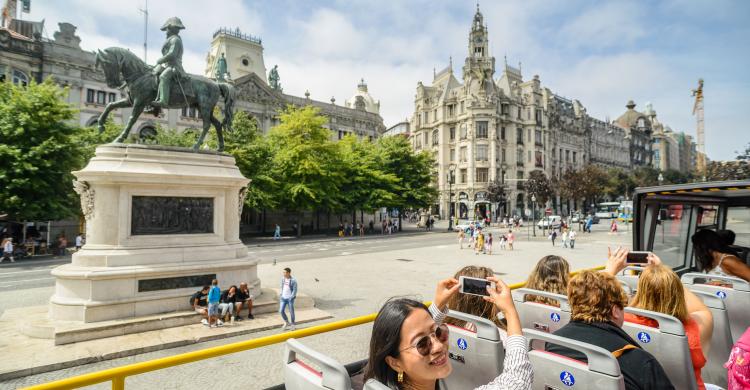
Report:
337,134,398,224
632,166,660,188
578,164,608,209
706,161,750,181
376,136,437,230
604,168,635,200
268,105,341,237
150,127,198,148
210,111,278,213
559,169,582,212
735,143,750,161
524,170,554,206
661,168,693,185
0,79,84,222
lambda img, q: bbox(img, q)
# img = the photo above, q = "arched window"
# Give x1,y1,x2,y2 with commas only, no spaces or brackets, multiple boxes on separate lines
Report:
12,70,28,86
431,129,439,146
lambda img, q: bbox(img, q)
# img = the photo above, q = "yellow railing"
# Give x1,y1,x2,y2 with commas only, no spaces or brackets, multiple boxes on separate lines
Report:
26,265,604,390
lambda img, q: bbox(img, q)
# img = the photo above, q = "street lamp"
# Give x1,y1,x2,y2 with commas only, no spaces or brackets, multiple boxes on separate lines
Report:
447,164,456,232
658,173,664,186
531,194,537,237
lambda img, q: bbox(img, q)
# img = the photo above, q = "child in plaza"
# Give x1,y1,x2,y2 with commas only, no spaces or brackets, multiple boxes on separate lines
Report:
562,228,569,248
498,233,507,250
507,229,515,250
457,229,465,249
1,238,14,263
486,233,493,255
568,229,576,249
207,279,222,328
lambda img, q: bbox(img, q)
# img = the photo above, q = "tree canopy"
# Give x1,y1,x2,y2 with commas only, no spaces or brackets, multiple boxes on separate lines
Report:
0,79,84,221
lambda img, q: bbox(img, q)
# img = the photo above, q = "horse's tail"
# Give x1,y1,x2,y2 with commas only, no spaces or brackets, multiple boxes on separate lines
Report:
218,83,236,132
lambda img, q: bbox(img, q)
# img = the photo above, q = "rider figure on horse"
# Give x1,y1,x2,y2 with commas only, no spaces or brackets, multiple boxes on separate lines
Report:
151,17,187,109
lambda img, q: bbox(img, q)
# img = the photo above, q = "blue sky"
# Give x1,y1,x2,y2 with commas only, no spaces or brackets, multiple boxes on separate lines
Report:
24,0,750,160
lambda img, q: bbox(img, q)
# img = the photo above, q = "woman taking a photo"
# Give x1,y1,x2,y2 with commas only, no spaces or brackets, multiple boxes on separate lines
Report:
363,277,532,389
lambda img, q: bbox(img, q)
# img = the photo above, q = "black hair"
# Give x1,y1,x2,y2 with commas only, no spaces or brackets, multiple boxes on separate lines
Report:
284,267,291,273
692,229,738,272
201,285,209,292
363,298,430,388
716,229,736,246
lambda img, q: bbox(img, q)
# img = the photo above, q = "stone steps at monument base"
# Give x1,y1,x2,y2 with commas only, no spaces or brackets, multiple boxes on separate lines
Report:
2,288,313,345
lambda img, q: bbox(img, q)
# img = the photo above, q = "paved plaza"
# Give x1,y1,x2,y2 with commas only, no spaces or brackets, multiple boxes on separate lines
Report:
0,221,630,389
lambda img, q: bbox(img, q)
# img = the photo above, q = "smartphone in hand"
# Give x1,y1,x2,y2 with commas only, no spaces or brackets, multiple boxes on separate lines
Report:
626,251,650,265
459,276,496,297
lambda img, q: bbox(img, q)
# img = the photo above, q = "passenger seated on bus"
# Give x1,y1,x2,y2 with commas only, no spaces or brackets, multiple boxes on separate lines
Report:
523,255,570,307
444,265,508,342
625,258,713,390
546,249,675,389
693,229,750,283
363,277,532,389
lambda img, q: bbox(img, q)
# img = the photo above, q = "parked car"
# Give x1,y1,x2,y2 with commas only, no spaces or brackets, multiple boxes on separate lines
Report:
537,215,562,229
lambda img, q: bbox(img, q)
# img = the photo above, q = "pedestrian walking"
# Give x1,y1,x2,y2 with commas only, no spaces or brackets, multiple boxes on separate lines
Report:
359,223,364,237
568,229,576,249
475,230,485,255
585,217,593,233
280,267,297,330
507,230,515,250
57,235,68,256
458,229,465,249
1,238,14,263
273,224,281,240
486,233,493,255
207,279,222,328
561,229,569,248
610,219,618,234
75,233,84,251
549,229,557,246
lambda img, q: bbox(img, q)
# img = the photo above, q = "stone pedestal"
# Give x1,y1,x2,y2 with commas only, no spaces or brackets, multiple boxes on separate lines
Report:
50,144,259,323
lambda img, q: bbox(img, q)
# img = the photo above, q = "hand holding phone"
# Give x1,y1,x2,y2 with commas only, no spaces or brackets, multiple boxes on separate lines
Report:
459,276,495,297
626,251,650,265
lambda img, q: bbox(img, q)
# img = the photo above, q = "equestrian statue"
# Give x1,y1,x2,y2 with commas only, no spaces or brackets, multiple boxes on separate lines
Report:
94,17,235,151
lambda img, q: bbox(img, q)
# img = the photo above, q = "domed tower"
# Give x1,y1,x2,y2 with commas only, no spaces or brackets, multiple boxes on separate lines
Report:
345,78,380,115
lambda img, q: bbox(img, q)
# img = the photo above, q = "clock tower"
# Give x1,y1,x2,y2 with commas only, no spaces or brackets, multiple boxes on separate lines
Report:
463,5,495,91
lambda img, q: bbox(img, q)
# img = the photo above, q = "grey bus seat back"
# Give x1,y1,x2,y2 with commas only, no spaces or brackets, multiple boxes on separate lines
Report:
691,289,730,388
512,288,570,338
524,329,624,390
363,379,390,390
616,266,645,294
681,272,750,341
619,281,632,297
622,307,697,390
442,309,503,390
284,338,352,390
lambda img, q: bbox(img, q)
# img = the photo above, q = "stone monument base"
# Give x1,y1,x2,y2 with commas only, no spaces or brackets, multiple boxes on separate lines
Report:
51,144,259,323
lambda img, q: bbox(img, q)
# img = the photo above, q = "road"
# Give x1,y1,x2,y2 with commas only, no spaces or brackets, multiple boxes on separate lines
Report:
0,221,630,389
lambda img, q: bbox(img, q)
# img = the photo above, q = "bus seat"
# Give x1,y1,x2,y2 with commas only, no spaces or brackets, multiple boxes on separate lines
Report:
362,379,390,390
616,266,645,294
524,329,625,390
512,288,571,340
681,273,750,342
622,307,698,390
619,281,632,298
691,289,731,388
284,338,351,390
441,309,504,389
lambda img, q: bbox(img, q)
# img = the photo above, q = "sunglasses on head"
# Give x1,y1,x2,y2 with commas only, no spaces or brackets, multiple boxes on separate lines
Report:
400,323,450,356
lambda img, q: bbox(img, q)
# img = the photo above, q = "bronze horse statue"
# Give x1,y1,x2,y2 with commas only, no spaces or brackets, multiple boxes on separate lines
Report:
94,47,235,151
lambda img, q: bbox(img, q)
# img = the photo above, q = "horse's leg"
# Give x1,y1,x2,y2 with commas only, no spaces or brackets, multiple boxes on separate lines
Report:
98,98,131,133
210,113,224,152
194,106,215,151
115,100,146,143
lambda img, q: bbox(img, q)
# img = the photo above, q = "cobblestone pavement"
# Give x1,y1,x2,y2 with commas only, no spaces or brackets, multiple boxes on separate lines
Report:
1,222,630,389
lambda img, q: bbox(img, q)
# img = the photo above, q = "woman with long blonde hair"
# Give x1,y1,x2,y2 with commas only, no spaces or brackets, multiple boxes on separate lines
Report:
625,259,713,390
524,255,570,306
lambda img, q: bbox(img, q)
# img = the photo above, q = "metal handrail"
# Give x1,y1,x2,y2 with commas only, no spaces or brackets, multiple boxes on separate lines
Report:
25,265,605,390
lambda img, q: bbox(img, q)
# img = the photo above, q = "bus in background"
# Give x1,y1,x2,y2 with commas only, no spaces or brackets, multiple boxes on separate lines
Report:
595,201,620,219
618,200,633,222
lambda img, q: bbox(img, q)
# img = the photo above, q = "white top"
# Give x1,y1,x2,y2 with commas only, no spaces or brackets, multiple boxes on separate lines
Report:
568,231,576,239
3,241,12,252
281,278,293,299
75,235,83,247
707,253,731,277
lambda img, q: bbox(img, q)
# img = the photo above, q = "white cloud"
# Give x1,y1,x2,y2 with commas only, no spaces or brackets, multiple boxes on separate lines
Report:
560,2,648,49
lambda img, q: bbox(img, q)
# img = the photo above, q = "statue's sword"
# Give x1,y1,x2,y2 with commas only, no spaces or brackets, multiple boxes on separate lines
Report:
175,75,188,106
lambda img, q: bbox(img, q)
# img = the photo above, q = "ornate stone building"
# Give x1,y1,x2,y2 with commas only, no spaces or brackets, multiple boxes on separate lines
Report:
614,100,654,167
410,7,596,219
